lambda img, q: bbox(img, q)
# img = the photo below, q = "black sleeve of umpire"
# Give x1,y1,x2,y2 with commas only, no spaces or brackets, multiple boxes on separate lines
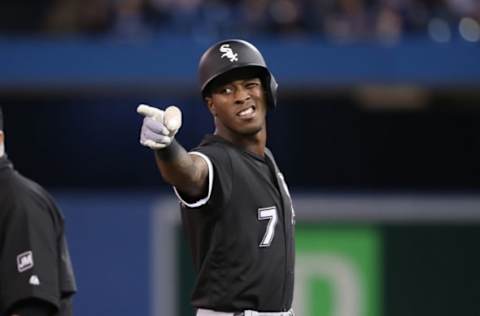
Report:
7,298,56,316
0,195,62,311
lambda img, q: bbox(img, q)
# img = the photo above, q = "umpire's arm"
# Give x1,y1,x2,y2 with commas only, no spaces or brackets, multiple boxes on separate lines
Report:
8,299,56,316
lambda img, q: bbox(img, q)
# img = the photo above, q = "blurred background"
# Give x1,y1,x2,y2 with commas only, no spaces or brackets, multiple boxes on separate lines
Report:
1,0,480,315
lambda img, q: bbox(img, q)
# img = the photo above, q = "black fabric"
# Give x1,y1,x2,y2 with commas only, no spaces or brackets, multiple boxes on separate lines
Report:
0,106,3,130
179,135,295,312
8,298,56,316
0,157,77,316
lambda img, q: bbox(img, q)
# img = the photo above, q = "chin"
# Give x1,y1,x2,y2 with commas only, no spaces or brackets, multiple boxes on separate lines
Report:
239,124,264,136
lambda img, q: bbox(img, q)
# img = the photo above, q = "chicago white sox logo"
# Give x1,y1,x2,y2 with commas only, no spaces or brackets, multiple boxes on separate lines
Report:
219,44,238,62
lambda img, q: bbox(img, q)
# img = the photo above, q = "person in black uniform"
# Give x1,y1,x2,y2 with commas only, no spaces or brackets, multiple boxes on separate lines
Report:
0,107,77,316
138,39,295,316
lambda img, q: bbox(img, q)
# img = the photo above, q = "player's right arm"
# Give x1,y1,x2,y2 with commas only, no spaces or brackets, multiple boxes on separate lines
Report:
137,104,208,200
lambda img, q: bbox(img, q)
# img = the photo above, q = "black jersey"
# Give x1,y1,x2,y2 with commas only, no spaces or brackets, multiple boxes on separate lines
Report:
0,156,76,316
175,135,295,312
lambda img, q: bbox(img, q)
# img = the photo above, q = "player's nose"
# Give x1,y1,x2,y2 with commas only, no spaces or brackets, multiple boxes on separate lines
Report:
233,86,251,104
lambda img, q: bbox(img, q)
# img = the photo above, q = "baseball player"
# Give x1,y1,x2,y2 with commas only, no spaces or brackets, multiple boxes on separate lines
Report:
0,107,77,316
138,39,295,316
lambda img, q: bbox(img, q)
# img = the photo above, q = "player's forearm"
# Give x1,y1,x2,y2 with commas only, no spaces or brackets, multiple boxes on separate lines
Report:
137,104,206,196
154,140,207,197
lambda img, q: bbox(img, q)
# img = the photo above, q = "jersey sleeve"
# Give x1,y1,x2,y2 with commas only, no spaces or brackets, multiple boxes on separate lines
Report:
7,298,56,316
0,198,62,313
173,145,232,211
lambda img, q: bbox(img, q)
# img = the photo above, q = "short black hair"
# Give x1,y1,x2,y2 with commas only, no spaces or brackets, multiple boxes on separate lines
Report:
0,106,3,131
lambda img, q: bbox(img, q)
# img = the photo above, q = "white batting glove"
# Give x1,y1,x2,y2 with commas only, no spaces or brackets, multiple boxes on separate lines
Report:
137,104,182,150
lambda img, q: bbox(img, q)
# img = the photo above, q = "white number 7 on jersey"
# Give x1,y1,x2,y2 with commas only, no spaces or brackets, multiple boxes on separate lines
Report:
258,206,278,247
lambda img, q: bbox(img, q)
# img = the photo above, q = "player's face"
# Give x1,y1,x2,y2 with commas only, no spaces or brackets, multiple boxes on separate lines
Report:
206,77,267,137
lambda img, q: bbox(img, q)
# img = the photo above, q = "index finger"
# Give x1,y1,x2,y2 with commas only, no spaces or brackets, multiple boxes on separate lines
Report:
137,104,164,118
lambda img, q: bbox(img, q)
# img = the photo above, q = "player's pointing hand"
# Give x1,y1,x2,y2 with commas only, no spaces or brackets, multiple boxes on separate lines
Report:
137,104,182,150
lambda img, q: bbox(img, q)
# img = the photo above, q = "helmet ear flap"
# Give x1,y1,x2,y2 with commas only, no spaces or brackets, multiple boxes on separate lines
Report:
268,74,278,109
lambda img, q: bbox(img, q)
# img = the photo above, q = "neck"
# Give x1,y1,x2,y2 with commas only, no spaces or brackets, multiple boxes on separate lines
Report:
215,126,267,157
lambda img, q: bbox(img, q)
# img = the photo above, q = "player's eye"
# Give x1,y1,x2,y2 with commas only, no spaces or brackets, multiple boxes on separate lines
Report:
245,81,260,89
220,87,234,95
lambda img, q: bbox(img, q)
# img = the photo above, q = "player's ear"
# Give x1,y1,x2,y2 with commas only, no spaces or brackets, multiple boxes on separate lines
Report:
0,131,4,144
205,97,217,116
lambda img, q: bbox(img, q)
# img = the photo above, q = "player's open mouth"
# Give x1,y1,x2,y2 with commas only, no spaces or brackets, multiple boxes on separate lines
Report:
237,106,256,118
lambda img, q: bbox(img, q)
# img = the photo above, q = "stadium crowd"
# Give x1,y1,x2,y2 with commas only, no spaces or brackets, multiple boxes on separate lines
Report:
0,0,479,42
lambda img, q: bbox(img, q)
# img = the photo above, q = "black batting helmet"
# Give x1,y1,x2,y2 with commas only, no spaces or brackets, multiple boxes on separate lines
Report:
198,39,278,108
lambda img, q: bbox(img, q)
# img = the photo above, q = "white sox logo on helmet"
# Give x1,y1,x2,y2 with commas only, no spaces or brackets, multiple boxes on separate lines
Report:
219,44,238,62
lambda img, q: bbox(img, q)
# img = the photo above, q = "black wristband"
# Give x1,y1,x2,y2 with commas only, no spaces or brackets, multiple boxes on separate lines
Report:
154,139,182,162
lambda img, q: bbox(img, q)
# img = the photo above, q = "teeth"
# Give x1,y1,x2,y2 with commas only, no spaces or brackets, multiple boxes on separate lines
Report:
239,107,254,117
